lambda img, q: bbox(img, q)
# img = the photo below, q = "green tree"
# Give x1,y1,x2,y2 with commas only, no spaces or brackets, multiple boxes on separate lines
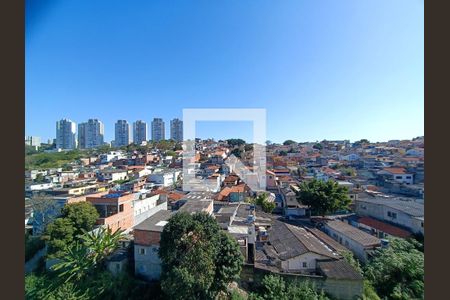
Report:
159,212,243,299
52,227,124,283
52,242,94,283
227,139,246,147
61,202,99,236
340,251,362,275
313,143,323,150
279,150,288,156
283,140,296,146
96,144,111,154
338,166,357,177
156,140,176,151
231,148,244,158
79,227,124,265
250,275,329,300
34,173,46,183
165,150,177,157
361,280,381,300
25,273,89,300
261,201,276,214
25,150,86,170
25,144,40,155
211,231,244,293
364,238,424,300
296,179,351,216
43,218,76,257
42,202,99,257
254,193,276,213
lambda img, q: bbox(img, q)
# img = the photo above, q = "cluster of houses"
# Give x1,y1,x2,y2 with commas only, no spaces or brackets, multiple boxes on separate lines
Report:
25,136,424,300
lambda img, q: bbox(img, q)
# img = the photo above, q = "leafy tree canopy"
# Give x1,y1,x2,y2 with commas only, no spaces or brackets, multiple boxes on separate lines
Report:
159,212,243,299
231,148,244,158
43,217,76,257
25,150,87,170
296,179,351,216
227,139,246,147
249,275,329,300
283,140,296,146
364,238,424,300
254,193,276,213
279,150,288,156
62,202,99,236
52,227,124,283
244,144,253,152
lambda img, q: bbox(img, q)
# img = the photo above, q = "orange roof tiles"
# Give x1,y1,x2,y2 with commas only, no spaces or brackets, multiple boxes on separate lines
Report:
357,216,412,238
382,167,408,174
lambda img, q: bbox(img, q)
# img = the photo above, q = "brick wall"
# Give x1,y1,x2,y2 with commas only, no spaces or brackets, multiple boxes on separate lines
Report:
134,230,161,246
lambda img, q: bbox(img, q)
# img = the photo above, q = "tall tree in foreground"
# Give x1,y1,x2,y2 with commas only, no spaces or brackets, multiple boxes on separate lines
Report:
296,179,351,216
42,202,99,257
364,238,424,300
52,227,124,283
159,212,243,299
61,202,99,237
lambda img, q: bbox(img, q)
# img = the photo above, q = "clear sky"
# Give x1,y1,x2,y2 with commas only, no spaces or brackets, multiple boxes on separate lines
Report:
26,0,424,144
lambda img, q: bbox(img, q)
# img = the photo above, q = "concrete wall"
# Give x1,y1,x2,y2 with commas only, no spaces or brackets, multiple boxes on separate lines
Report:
106,259,128,276
356,200,422,234
134,244,162,280
282,253,329,272
323,225,368,262
321,278,363,300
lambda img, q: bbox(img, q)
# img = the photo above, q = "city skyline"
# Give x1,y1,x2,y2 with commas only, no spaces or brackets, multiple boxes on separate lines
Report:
26,1,423,144
46,116,423,146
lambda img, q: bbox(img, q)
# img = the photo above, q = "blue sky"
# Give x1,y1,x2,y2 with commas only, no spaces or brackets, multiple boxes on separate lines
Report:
26,0,424,144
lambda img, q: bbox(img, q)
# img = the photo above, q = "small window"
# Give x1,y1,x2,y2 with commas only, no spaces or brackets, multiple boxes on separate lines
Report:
345,240,349,246
395,176,403,179
406,176,412,179
421,222,424,227
139,248,146,255
116,263,121,271
387,211,392,217
119,204,124,212
302,262,307,268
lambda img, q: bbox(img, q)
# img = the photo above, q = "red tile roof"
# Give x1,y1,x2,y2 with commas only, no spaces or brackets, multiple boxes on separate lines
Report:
167,192,184,201
217,184,247,201
357,216,412,238
382,167,408,175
